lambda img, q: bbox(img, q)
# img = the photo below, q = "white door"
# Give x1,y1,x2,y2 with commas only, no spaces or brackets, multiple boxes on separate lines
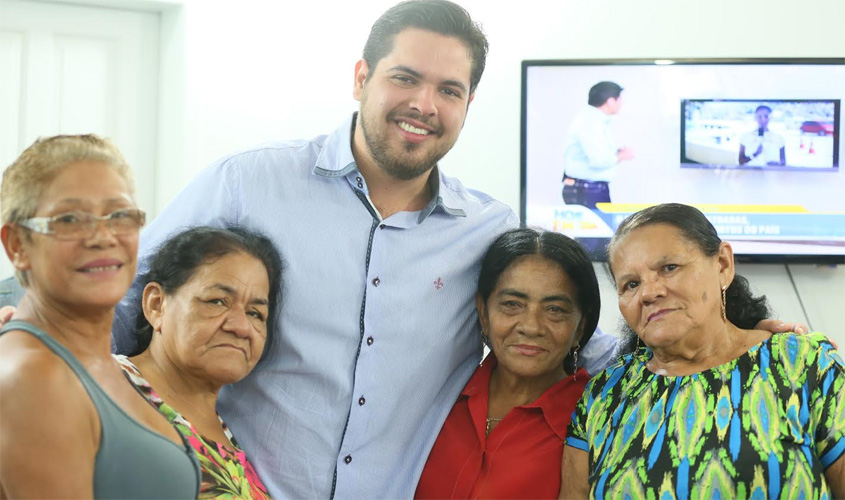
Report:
0,0,159,281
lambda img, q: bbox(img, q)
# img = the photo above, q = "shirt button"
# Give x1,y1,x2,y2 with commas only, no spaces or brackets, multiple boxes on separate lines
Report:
344,455,352,464
719,406,729,418
356,177,362,183
379,224,386,230
366,336,374,346
372,277,380,287
357,182,363,188
358,396,366,406
650,412,660,424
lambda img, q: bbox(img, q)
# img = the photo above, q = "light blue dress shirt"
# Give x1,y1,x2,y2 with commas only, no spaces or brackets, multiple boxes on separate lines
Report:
563,105,619,182
112,113,619,499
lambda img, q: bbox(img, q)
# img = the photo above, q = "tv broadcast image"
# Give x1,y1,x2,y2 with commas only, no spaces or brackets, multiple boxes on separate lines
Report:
522,59,845,262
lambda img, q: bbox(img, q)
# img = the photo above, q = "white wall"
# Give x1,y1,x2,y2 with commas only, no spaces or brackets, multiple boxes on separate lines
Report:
165,0,844,347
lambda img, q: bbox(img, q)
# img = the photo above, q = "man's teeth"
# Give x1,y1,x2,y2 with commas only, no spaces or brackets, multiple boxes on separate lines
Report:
398,121,430,135
83,265,120,272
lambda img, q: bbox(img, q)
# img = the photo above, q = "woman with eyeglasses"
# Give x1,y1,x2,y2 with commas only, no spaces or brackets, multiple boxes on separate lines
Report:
0,135,200,498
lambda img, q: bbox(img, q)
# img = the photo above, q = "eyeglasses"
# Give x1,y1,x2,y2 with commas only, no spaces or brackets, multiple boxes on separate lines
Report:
17,209,146,240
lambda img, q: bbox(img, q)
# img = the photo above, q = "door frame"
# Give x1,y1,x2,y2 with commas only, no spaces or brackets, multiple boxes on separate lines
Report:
42,0,188,217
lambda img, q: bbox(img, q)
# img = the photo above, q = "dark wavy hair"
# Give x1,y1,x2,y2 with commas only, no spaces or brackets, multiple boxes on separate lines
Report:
133,226,284,359
478,228,601,374
607,203,770,354
362,0,488,93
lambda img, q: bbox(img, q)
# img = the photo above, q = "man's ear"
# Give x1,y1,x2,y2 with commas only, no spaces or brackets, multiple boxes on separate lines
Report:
1,224,30,272
353,58,370,101
141,282,166,334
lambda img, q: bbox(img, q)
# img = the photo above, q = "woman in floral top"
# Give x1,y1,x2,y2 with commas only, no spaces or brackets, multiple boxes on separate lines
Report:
118,226,282,499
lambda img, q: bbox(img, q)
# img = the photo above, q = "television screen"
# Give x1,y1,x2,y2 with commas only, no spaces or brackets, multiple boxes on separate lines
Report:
521,59,845,262
681,99,839,171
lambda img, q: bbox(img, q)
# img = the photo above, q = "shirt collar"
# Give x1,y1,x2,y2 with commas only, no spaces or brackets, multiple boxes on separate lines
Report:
312,113,466,223
461,353,589,440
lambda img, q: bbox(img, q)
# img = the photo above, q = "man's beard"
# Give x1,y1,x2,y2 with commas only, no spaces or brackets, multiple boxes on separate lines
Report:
358,108,453,181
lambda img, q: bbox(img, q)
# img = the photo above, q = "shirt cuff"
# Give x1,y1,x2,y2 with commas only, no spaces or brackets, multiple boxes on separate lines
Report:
566,435,589,452
820,438,845,469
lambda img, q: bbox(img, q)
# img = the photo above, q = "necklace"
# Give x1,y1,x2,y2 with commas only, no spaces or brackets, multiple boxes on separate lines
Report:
485,417,504,437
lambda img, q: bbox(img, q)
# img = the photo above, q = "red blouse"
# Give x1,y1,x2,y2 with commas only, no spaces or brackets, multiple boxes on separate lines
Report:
415,354,589,499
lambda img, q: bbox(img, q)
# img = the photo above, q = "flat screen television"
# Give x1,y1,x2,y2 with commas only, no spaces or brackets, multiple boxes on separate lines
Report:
520,58,845,263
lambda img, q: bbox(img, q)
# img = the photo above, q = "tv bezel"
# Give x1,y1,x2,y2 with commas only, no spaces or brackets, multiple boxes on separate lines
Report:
519,57,845,264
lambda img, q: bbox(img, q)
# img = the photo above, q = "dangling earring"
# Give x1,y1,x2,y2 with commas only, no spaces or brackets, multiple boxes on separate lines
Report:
635,335,642,353
572,344,580,380
721,285,727,322
480,330,489,349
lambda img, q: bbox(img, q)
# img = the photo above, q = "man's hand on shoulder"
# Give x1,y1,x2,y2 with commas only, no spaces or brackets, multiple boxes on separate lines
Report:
756,318,807,336
755,318,838,349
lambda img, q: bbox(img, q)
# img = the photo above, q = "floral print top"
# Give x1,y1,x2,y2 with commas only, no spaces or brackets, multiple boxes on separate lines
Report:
115,355,273,500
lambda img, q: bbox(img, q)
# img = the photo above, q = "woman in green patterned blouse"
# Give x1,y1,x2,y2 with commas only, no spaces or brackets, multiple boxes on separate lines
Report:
560,203,845,500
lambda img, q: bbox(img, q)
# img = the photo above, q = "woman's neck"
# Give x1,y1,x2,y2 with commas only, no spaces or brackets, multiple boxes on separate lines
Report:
647,323,770,376
13,293,114,358
130,348,219,419
487,362,566,418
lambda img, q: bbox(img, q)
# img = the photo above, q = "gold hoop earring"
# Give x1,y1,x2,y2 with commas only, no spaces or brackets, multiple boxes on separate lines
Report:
721,285,727,322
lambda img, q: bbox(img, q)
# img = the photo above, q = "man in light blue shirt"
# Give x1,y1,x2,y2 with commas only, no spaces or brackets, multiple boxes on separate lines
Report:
562,81,635,209
111,1,620,498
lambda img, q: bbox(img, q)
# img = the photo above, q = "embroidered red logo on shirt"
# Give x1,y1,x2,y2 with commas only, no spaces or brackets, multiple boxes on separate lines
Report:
433,277,444,290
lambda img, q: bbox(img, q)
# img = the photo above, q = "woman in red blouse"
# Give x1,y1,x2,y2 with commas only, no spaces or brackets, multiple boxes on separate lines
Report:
415,228,601,499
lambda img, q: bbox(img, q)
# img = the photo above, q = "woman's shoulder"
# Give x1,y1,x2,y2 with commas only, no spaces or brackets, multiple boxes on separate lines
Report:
0,330,98,442
583,350,647,392
0,330,84,394
767,332,845,375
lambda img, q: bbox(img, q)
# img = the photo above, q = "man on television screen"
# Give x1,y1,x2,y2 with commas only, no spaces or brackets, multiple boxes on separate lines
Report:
738,104,786,166
561,81,635,209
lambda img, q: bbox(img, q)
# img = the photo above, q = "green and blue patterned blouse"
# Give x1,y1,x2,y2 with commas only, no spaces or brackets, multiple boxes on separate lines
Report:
567,333,845,500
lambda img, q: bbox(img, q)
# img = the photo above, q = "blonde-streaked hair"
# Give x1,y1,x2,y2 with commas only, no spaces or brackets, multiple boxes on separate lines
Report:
1,134,136,286
1,134,135,225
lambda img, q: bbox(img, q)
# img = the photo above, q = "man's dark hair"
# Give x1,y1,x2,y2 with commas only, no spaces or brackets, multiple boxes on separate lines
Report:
755,105,772,114
588,81,623,107
478,228,601,374
362,0,488,93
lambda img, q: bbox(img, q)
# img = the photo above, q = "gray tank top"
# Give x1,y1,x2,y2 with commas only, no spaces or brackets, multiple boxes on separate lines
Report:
0,320,200,499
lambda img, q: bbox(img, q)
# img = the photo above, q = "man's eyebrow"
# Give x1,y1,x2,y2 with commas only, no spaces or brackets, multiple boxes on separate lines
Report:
388,65,468,94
